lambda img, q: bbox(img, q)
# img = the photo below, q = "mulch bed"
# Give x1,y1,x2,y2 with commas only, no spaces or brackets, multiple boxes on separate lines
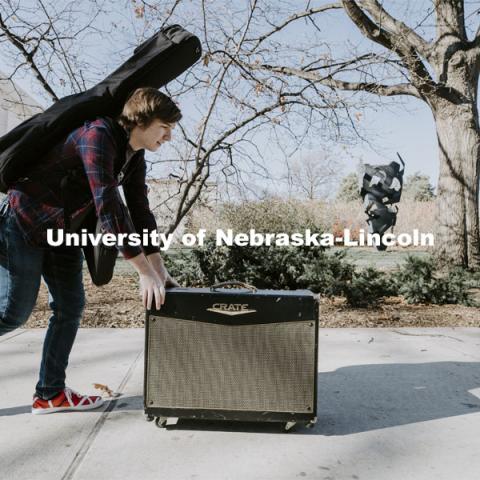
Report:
26,272,480,329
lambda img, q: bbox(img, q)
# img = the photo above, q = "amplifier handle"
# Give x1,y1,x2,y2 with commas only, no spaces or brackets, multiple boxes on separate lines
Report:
210,281,257,292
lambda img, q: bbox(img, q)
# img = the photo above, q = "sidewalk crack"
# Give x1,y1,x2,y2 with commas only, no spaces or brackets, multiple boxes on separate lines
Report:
61,349,143,480
390,329,464,343
0,330,27,344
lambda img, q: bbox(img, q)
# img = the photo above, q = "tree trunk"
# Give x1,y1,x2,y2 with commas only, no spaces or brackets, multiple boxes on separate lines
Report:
433,102,480,269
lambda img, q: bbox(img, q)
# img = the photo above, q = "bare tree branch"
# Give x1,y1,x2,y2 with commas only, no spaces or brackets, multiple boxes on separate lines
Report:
359,0,432,59
341,0,436,97
434,0,467,42
160,0,182,29
222,57,422,99
246,3,342,51
475,18,480,44
0,12,58,101
37,0,83,91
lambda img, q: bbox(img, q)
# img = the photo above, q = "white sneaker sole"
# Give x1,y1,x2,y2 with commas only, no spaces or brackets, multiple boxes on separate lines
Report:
31,398,104,415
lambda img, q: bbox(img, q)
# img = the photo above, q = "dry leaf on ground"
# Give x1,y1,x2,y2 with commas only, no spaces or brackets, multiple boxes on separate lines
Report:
93,383,120,398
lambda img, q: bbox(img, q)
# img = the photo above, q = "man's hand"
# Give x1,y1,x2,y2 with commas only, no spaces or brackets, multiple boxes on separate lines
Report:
138,270,165,310
127,253,166,310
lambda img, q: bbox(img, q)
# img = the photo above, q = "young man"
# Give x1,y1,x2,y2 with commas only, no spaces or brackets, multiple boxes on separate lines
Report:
0,87,179,414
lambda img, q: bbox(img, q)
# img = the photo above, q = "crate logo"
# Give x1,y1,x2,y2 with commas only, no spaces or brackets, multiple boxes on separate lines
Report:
207,303,257,316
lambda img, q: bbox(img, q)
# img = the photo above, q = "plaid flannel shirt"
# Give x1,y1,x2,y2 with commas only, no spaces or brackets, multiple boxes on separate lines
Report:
8,118,160,259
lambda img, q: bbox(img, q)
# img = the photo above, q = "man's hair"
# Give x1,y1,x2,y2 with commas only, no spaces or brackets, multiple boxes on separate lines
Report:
117,87,182,130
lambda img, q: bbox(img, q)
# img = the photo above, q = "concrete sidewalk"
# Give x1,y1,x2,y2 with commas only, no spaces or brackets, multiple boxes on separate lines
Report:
1,327,480,480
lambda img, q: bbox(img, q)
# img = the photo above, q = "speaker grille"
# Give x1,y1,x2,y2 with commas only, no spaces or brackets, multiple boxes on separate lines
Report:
146,316,315,413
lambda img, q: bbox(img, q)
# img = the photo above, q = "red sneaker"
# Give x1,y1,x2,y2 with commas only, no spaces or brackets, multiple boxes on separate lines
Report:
32,387,104,415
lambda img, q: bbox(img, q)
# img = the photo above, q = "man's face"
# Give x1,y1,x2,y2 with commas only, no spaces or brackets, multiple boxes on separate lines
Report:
135,119,175,152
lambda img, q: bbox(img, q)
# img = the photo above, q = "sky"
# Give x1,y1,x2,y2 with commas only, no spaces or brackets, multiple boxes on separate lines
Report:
2,0,478,192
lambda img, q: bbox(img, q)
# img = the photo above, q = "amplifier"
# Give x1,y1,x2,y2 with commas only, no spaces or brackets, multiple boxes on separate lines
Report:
144,282,319,430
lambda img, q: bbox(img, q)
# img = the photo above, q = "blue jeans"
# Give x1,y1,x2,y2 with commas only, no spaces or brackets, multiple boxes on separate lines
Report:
0,199,85,400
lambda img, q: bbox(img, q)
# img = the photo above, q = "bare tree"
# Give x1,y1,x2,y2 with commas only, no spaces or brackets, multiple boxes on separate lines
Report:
284,151,340,200
220,0,480,268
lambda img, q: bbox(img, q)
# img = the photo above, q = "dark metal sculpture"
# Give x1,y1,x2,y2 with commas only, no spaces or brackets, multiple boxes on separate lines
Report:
359,153,405,251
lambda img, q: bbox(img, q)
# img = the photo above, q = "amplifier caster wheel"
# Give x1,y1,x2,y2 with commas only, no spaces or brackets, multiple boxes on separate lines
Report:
306,418,317,429
155,417,168,428
145,414,154,422
284,421,296,432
